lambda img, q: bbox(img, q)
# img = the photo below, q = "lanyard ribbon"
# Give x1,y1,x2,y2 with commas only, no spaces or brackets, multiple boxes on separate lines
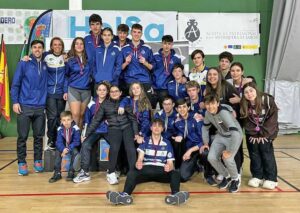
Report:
163,54,171,75
64,128,72,147
76,57,84,75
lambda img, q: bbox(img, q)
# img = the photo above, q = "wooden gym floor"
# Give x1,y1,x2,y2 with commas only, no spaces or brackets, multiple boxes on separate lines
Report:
0,135,300,213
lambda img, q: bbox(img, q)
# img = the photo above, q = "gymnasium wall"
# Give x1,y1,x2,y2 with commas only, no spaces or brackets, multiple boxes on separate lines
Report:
0,0,273,136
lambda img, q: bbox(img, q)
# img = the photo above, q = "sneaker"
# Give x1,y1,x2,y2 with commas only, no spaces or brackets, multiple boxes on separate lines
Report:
49,172,62,183
218,177,232,189
115,170,121,179
106,191,133,205
206,176,218,186
216,174,224,182
238,167,243,183
262,180,278,190
66,171,74,181
46,141,56,150
107,172,119,185
228,179,241,193
248,177,263,188
165,191,190,205
18,163,28,176
33,160,44,173
73,169,91,183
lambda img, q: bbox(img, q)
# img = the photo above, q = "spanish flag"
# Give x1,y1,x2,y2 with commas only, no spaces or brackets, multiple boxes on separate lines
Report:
0,36,11,122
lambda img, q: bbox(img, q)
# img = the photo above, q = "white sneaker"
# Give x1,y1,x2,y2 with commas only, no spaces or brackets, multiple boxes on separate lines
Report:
262,180,278,190
238,167,243,183
216,174,224,181
248,177,264,188
73,169,91,183
107,172,119,185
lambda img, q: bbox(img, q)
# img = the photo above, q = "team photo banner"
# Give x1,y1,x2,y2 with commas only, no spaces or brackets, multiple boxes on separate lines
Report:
52,10,177,43
178,13,260,55
1,9,261,55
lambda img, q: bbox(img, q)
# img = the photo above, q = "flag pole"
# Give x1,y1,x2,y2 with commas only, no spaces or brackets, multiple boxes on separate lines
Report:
0,34,3,60
0,33,3,120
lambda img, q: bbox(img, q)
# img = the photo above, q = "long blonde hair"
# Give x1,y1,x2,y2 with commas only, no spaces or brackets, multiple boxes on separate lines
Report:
129,82,152,112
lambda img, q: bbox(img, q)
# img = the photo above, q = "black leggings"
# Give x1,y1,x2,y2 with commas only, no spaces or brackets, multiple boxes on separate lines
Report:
107,125,136,173
124,165,181,195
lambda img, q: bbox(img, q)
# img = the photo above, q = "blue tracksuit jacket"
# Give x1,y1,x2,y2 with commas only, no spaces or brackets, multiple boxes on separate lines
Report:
11,55,48,108
152,49,181,90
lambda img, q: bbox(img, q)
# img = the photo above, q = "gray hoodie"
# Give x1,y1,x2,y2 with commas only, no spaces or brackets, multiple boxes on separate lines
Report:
202,104,242,145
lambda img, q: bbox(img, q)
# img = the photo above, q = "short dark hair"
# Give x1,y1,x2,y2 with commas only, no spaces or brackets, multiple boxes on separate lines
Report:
60,110,72,119
162,35,173,43
151,118,164,127
162,95,174,104
117,24,129,33
30,40,44,48
102,27,114,35
191,49,204,60
172,63,184,72
131,23,143,31
110,85,120,92
175,98,188,108
219,51,233,63
203,93,220,104
230,62,244,71
89,14,102,25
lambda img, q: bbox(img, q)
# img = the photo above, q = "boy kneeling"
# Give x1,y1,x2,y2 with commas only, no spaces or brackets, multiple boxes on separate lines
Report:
49,111,81,183
106,118,189,205
200,94,242,192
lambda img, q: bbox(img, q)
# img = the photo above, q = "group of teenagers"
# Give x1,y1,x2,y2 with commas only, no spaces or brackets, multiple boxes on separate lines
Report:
10,13,279,205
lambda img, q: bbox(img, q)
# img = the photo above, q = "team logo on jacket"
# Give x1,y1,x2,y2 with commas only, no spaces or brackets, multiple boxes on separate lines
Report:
59,60,63,65
111,51,116,56
167,152,173,158
141,50,146,55
43,65,47,70
170,60,174,64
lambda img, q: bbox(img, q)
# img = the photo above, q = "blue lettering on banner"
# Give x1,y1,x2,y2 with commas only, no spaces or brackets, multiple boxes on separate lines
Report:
69,16,164,41
0,17,16,24
144,23,164,41
69,16,90,37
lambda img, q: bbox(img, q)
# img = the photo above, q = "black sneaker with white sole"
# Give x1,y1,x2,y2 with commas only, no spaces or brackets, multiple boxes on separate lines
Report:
218,177,232,189
206,176,218,186
106,191,133,205
49,172,62,183
228,179,240,193
47,141,56,150
165,191,189,205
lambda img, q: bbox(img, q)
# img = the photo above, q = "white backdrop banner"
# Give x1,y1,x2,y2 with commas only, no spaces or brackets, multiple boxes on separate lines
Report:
0,9,44,44
52,10,177,42
178,13,260,55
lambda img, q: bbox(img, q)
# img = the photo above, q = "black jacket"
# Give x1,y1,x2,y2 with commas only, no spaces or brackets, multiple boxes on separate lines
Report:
85,98,138,137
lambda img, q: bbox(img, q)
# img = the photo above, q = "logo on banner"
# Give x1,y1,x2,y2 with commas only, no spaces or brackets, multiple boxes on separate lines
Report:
24,16,38,37
184,19,200,42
